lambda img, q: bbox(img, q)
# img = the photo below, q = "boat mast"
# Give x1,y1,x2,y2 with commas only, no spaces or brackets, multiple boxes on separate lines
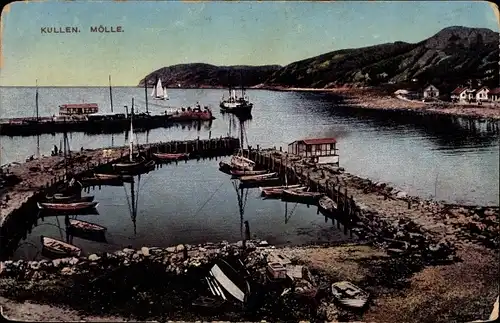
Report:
35,79,39,122
228,71,232,99
109,75,114,113
129,98,134,162
240,70,245,98
35,79,40,158
144,78,149,114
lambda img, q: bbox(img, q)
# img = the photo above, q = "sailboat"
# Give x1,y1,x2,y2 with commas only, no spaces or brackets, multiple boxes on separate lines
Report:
151,77,169,100
112,99,148,172
220,70,253,115
219,120,255,172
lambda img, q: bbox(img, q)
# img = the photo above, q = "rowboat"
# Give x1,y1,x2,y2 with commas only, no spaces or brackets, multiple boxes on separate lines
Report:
210,259,251,303
239,176,282,189
239,172,277,183
45,195,94,203
331,281,369,309
230,169,268,177
230,155,255,171
317,196,338,215
261,186,306,199
259,184,302,191
37,201,99,211
112,155,147,172
67,219,107,235
153,152,189,161
282,189,323,205
94,173,133,181
41,236,82,258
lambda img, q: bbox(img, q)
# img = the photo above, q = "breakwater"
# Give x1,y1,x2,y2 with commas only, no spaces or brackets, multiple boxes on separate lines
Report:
243,147,499,260
0,137,239,233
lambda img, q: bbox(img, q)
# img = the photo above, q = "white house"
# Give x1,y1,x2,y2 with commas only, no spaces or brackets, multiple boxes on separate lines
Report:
475,87,490,103
451,87,468,102
423,84,439,99
489,88,500,102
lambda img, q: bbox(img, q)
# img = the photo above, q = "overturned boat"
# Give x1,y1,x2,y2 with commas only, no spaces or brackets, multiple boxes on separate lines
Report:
41,236,82,259
209,259,251,303
331,281,370,309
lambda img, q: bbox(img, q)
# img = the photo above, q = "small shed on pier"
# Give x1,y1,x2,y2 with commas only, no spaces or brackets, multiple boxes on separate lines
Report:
287,138,339,165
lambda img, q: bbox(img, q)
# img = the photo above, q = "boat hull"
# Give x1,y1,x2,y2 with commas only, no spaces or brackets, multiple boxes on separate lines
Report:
317,196,338,216
153,152,189,161
41,236,82,259
37,201,99,211
282,190,323,205
112,156,147,172
45,195,94,203
230,169,268,177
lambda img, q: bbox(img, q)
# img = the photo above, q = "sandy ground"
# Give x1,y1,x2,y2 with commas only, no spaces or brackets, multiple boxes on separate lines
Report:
268,86,500,120
1,244,497,322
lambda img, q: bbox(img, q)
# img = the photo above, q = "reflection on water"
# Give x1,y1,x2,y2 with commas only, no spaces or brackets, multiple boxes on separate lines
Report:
4,159,355,261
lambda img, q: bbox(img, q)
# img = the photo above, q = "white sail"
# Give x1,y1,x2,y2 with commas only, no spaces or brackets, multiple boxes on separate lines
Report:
150,85,156,97
163,87,169,100
155,79,165,98
231,89,236,99
129,116,134,161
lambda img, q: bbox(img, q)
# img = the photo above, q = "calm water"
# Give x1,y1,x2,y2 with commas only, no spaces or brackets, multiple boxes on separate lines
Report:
1,87,498,260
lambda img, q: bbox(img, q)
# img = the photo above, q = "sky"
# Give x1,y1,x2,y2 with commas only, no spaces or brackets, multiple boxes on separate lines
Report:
0,0,498,86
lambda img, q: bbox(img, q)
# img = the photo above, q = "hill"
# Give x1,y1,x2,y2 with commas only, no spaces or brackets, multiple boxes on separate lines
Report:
138,63,282,88
264,26,499,90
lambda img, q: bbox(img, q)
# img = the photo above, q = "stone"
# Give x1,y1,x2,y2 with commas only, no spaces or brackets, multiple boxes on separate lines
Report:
141,247,150,257
123,248,135,254
88,254,100,261
166,247,176,253
69,257,79,265
61,267,74,275
176,244,185,252
198,247,207,252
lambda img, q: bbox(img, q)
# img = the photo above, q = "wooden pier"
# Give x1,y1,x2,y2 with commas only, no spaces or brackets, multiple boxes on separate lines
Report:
0,137,239,229
242,146,499,256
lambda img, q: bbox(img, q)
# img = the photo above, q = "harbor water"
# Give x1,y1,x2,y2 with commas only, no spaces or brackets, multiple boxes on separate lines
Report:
1,87,498,260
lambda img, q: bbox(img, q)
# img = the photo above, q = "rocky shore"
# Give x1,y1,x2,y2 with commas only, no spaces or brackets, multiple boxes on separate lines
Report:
258,149,499,258
1,239,498,323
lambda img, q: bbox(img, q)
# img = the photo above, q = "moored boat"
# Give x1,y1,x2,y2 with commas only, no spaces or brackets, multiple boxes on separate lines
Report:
230,155,255,171
94,173,133,181
41,236,82,258
67,219,107,235
37,201,99,211
230,169,268,177
153,152,189,161
261,186,306,199
259,184,302,192
331,281,370,309
45,195,94,203
317,196,338,215
239,172,277,183
281,189,323,205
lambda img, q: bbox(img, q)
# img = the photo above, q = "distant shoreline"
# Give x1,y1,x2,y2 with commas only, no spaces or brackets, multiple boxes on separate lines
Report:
2,85,499,121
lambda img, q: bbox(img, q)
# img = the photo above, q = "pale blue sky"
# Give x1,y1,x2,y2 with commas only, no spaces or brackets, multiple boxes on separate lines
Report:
0,0,498,86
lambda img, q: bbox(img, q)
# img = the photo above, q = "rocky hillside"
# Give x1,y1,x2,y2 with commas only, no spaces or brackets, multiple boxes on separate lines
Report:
265,26,499,89
138,63,281,88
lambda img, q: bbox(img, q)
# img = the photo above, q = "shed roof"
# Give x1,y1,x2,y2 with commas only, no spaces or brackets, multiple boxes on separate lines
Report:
291,138,337,145
451,87,467,95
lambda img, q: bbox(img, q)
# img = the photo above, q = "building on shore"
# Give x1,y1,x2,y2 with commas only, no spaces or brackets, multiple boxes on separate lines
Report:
487,88,500,103
475,87,490,104
422,84,439,99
